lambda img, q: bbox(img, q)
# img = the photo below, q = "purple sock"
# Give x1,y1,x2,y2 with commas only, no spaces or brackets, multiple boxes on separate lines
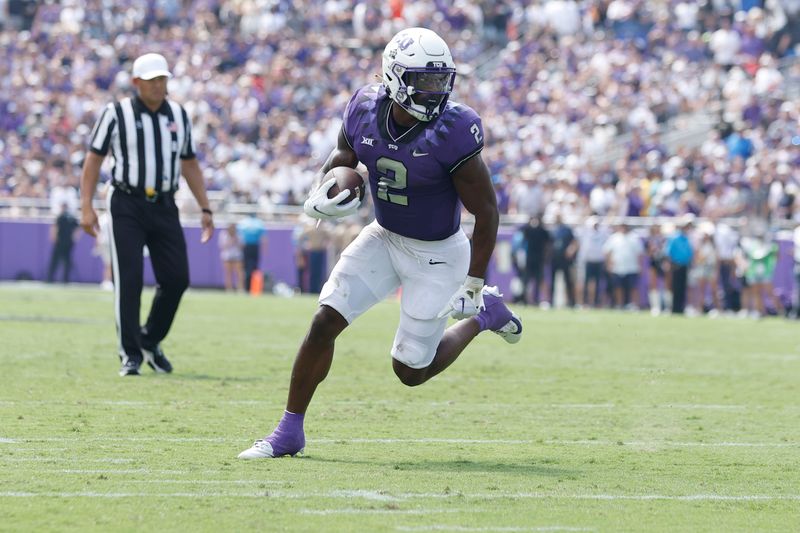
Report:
473,314,490,332
267,410,305,456
276,410,304,433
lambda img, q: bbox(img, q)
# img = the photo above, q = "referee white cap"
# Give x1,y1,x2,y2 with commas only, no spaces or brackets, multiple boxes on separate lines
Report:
132,53,172,80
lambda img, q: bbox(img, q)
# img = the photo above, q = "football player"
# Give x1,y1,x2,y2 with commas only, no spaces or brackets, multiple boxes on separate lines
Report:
239,28,522,459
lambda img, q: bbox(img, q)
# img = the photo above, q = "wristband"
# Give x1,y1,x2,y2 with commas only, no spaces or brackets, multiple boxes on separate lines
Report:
464,275,484,288
201,208,213,216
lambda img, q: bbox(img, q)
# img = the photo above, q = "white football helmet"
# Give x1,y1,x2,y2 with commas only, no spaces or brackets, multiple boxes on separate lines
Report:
381,27,456,122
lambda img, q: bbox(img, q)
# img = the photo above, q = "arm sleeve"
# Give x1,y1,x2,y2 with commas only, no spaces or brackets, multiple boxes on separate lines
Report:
447,111,485,174
88,103,117,156
180,106,196,160
340,90,360,151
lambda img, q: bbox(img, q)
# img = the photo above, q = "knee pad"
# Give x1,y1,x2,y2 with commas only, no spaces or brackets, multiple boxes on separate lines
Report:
391,312,447,369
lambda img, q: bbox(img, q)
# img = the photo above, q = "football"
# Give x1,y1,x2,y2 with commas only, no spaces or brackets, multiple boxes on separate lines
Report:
325,166,365,205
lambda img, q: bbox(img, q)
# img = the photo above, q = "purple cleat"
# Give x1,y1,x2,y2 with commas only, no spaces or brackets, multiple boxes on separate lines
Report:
474,286,523,344
238,411,306,459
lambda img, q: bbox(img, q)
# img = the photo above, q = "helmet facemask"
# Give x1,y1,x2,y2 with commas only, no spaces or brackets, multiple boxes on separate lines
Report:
401,68,456,120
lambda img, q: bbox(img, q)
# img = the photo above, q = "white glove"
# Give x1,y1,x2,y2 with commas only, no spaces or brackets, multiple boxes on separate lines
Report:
303,178,361,220
437,275,485,319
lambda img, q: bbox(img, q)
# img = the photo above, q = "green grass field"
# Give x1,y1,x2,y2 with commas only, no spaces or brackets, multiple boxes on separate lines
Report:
1,284,798,532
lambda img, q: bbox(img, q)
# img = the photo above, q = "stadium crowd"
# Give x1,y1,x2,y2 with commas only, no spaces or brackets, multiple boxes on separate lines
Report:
0,0,798,217
1,0,799,314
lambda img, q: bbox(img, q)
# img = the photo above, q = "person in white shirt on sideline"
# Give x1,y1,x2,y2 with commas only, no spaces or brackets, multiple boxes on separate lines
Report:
713,219,741,313
603,223,645,309
577,216,610,308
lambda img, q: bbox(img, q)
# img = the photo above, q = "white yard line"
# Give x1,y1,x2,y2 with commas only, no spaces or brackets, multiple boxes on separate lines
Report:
0,491,256,497
543,440,799,448
2,436,796,448
126,479,283,485
1,491,798,502
1,458,135,463
0,437,231,443
397,527,593,532
0,474,281,485
299,508,465,515
43,469,226,475
0,400,759,410
314,438,535,444
398,493,800,502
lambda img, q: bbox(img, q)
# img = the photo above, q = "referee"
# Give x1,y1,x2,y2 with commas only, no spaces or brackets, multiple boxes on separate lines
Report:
80,53,214,377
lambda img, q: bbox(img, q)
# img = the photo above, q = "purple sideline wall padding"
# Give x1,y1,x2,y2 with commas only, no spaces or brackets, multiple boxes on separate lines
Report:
0,220,795,305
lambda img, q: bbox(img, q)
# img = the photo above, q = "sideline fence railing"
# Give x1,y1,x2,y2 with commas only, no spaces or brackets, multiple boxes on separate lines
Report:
2,195,798,235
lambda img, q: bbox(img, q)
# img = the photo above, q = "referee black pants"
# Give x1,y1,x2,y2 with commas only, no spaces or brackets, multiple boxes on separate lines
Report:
108,188,189,361
47,243,74,283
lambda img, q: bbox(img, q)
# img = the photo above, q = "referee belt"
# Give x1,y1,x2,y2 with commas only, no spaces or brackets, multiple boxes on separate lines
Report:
112,181,174,203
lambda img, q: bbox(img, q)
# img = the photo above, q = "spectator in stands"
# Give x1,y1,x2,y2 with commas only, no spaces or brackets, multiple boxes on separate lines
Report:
493,174,510,215
770,2,800,57
753,54,783,95
726,123,755,160
509,173,545,218
2,0,800,311
49,174,79,216
709,15,741,70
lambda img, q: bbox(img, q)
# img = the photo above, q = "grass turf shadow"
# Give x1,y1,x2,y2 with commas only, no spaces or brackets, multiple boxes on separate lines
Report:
306,456,576,477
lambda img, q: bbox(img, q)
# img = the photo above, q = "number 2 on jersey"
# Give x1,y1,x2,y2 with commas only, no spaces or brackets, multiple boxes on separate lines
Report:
376,157,408,206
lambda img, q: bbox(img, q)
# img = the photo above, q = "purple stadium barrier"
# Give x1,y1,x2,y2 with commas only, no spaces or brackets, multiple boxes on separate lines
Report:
0,219,795,308
0,219,298,288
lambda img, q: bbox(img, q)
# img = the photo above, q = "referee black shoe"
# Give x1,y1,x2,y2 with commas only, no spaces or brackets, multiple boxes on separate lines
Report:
119,355,142,377
142,345,173,374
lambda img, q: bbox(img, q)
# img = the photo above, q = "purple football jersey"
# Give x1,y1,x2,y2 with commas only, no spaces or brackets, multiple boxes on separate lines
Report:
342,84,484,241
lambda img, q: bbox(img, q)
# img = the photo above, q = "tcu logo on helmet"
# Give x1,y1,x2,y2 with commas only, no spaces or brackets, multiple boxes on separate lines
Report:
397,36,414,50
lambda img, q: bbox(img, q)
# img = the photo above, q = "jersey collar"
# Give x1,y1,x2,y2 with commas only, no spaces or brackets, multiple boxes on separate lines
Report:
133,95,170,115
378,98,428,144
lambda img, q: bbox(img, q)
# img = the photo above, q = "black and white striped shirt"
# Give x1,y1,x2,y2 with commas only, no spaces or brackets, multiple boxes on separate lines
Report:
89,96,195,196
